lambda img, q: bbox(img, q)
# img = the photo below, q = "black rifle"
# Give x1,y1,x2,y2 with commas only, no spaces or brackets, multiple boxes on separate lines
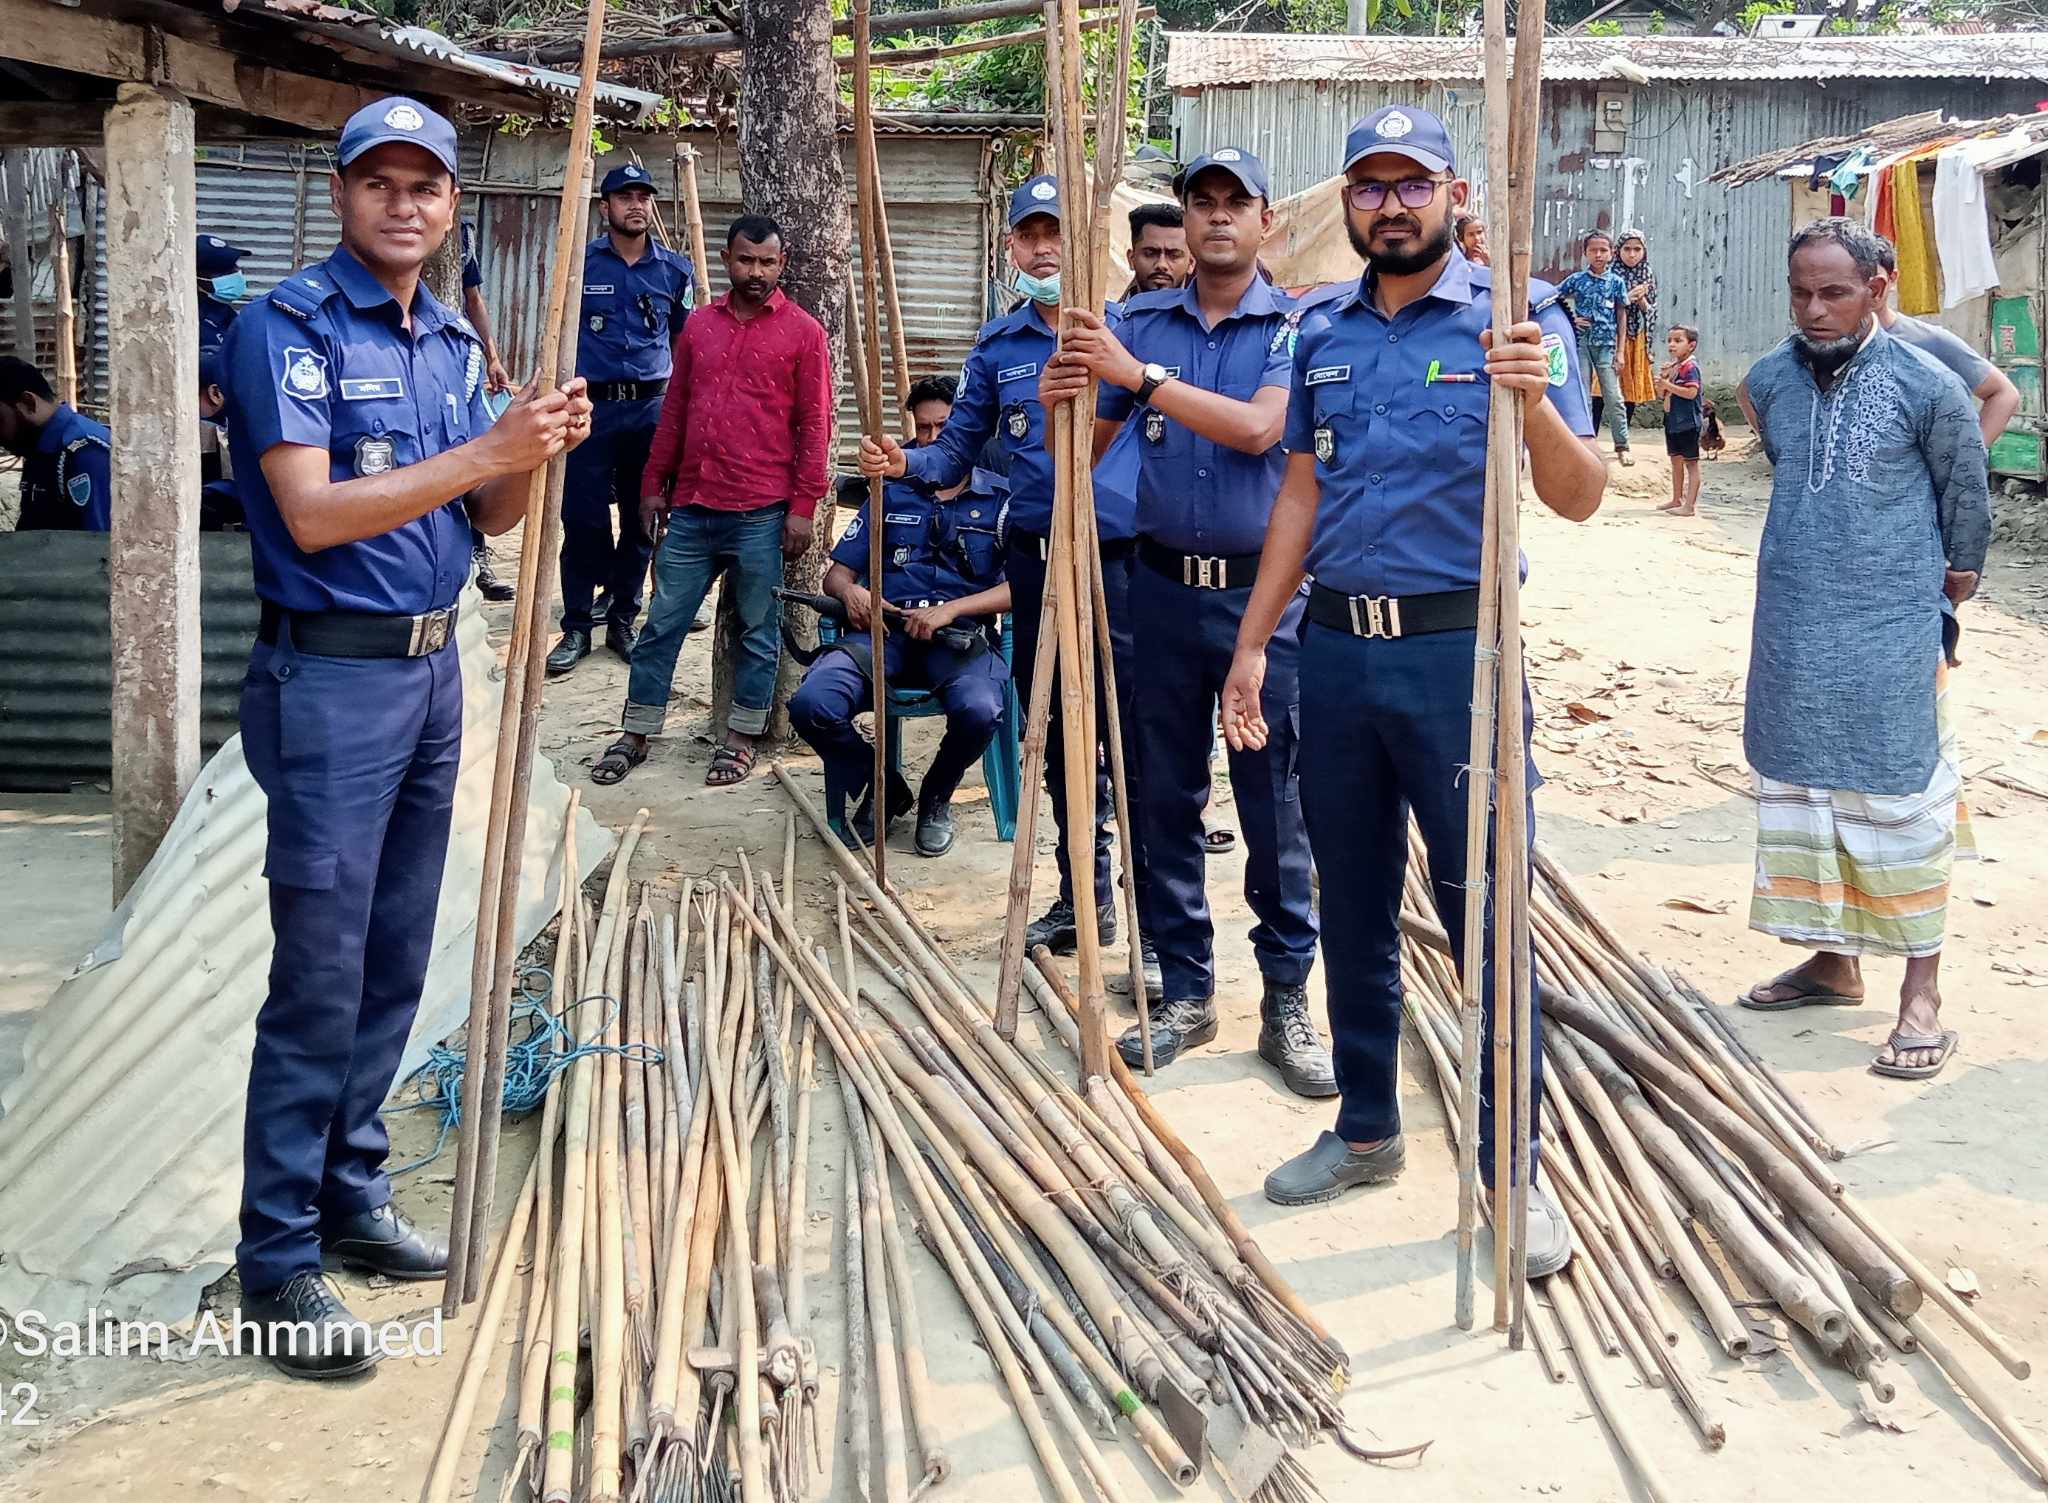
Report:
772,586,983,663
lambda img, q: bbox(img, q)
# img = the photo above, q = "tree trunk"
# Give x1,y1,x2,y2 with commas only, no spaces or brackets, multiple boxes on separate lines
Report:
721,0,849,742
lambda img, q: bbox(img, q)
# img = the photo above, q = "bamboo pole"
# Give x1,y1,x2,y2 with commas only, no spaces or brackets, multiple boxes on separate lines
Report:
868,191,914,440
851,0,891,884
446,0,608,1312
992,540,1063,1039
591,888,631,1502
873,1130,949,1492
49,166,76,409
1549,1270,1681,1503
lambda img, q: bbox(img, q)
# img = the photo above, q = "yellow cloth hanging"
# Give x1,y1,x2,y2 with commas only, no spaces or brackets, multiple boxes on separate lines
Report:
1890,159,1941,315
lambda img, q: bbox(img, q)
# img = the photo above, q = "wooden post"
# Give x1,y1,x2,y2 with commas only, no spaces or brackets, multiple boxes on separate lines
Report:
1,150,34,366
852,0,890,882
103,85,200,903
49,155,77,409
676,145,712,299
870,189,914,438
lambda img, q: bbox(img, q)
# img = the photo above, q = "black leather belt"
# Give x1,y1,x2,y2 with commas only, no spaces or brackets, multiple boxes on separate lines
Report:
1137,535,1261,591
1304,583,1479,640
1010,532,1136,562
259,602,459,658
588,379,668,402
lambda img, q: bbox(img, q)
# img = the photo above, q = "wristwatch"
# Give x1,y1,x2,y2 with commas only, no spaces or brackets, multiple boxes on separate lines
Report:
1134,362,1170,405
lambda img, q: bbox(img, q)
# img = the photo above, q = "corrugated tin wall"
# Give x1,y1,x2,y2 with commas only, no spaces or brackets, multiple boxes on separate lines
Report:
1174,76,2048,382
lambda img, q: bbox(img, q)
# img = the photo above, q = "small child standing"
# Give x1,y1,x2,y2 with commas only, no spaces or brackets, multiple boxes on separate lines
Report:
1558,231,1633,465
1657,325,1704,516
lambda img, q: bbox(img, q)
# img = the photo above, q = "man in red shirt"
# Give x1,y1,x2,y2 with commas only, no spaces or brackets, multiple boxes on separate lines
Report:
590,216,832,786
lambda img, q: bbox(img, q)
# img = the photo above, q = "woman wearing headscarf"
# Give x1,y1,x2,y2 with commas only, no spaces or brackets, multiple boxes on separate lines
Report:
1614,228,1658,421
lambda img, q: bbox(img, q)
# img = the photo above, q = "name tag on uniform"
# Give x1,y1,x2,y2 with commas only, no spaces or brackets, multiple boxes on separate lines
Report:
340,377,405,401
883,513,923,525
1304,365,1351,386
996,363,1039,382
584,283,615,295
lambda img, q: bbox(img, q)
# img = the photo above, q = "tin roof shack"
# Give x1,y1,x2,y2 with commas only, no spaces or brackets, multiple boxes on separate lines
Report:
1166,32,2048,384
1715,109,2048,484
0,0,653,898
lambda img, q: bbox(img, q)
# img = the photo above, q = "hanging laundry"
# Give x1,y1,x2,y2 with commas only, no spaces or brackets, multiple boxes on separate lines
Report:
1934,144,2000,309
1890,158,1941,314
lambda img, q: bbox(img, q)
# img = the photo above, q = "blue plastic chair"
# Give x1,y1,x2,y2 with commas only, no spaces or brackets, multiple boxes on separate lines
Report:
815,614,1022,841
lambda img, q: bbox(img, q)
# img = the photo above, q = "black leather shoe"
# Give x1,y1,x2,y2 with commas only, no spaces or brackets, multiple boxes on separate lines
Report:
606,619,639,662
591,590,613,621
852,768,916,847
1025,899,1118,955
914,795,955,857
546,629,592,676
1257,980,1338,1098
321,1202,449,1281
241,1272,381,1380
472,548,516,603
1117,996,1218,1070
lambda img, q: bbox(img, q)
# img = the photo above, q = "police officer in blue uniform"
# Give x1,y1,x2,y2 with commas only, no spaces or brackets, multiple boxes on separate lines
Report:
1220,107,1604,1270
794,375,1013,856
1046,149,1329,1092
198,234,251,351
548,161,696,675
220,95,591,1377
862,176,1155,981
0,355,110,531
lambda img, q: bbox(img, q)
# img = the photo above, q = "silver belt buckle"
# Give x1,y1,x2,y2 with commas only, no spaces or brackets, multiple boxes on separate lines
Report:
1348,594,1400,639
1188,555,1217,589
409,608,452,656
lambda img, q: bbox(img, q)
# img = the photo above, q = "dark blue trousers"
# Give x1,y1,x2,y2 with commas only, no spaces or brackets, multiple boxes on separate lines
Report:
559,396,660,634
1296,622,1542,1181
788,631,1009,819
1130,565,1317,1000
1006,538,1149,916
235,632,464,1294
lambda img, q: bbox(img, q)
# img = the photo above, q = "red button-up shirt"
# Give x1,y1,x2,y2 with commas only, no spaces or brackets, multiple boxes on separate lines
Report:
640,288,833,519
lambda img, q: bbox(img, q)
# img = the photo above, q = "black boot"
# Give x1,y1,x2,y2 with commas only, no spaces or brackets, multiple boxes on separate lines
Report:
914,792,956,857
606,618,640,662
546,629,592,676
1257,979,1337,1098
1025,898,1118,955
320,1202,449,1281
852,768,916,847
1108,935,1165,1007
1116,996,1218,1070
472,546,515,603
240,1272,381,1380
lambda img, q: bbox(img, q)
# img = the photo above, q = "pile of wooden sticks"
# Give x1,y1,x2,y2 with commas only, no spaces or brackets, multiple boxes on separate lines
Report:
1397,832,2045,1502
424,768,1426,1503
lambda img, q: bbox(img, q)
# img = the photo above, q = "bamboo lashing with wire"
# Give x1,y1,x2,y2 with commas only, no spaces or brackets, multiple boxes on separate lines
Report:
442,0,608,1315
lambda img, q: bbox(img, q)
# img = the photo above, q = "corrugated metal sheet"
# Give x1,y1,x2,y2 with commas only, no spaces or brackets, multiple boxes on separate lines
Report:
195,144,342,300
0,533,260,788
1175,74,2048,383
0,595,613,1328
1165,30,2048,88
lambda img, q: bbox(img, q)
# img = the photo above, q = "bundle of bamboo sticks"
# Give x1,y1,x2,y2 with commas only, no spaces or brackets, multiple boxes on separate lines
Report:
1396,830,2044,1502
425,767,1428,1503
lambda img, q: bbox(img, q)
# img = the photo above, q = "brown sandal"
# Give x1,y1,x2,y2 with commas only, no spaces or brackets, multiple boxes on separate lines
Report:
705,741,757,787
590,737,648,786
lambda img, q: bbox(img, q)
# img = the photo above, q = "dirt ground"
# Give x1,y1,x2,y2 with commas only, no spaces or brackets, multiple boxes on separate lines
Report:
5,433,2048,1502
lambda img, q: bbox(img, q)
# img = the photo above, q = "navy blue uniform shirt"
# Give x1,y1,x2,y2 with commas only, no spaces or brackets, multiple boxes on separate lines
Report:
905,299,1137,541
576,236,695,384
199,293,238,351
1099,276,1297,555
221,243,493,614
17,402,111,532
1283,252,1592,598
831,468,1010,607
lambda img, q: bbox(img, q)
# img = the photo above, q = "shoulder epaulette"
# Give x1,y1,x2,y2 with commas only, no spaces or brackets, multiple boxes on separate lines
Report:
268,273,339,322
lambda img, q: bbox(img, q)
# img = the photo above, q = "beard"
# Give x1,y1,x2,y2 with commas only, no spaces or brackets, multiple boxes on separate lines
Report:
1792,316,1872,371
1347,213,1453,276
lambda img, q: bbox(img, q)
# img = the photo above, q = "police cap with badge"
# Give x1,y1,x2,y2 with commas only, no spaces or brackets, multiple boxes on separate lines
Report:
600,162,658,197
338,96,462,179
1342,104,1457,176
1170,147,1273,203
197,236,250,279
1007,174,1062,228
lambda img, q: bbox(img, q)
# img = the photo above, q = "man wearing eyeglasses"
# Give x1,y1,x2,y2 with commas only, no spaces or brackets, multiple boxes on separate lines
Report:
1218,106,1605,1273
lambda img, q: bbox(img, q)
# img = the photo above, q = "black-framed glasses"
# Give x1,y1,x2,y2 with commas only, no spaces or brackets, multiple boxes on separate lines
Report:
1346,177,1450,212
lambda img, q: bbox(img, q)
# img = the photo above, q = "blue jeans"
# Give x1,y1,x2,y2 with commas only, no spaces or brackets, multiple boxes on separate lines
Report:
623,503,785,737
1577,335,1629,451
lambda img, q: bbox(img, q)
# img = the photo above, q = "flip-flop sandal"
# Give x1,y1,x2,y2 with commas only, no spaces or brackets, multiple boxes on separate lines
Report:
705,742,757,788
1203,825,1236,855
1739,974,1865,1012
590,737,647,786
1870,1027,1959,1081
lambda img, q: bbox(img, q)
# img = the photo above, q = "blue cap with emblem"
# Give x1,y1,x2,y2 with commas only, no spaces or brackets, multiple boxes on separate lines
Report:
1342,105,1457,176
600,162,657,196
337,96,460,180
1007,174,1061,228
195,235,249,276
1172,147,1271,202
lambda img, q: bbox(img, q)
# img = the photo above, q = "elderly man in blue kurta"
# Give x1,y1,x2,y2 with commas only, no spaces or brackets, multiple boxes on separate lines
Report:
1736,217,1991,1085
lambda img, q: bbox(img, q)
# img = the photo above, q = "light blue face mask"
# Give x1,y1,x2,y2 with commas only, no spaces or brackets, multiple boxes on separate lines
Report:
1013,268,1062,305
210,272,248,303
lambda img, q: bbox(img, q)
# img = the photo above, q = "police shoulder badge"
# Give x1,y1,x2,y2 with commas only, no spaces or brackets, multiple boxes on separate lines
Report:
1314,427,1335,464
67,472,93,507
280,347,329,401
355,434,397,476
589,314,606,333
1143,409,1166,444
1005,403,1030,440
1541,331,1570,387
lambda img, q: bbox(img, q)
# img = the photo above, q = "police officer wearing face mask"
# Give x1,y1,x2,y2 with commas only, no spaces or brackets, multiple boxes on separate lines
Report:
220,95,592,1378
548,161,696,676
1218,107,1603,1271
861,176,1156,985
1044,148,1329,1094
197,234,251,351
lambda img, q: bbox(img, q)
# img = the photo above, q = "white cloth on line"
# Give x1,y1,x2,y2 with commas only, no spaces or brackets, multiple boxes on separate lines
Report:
1934,144,2000,310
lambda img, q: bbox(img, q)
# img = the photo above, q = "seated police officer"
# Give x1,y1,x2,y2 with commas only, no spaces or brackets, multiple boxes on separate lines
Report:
220,95,590,1377
793,374,1012,857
